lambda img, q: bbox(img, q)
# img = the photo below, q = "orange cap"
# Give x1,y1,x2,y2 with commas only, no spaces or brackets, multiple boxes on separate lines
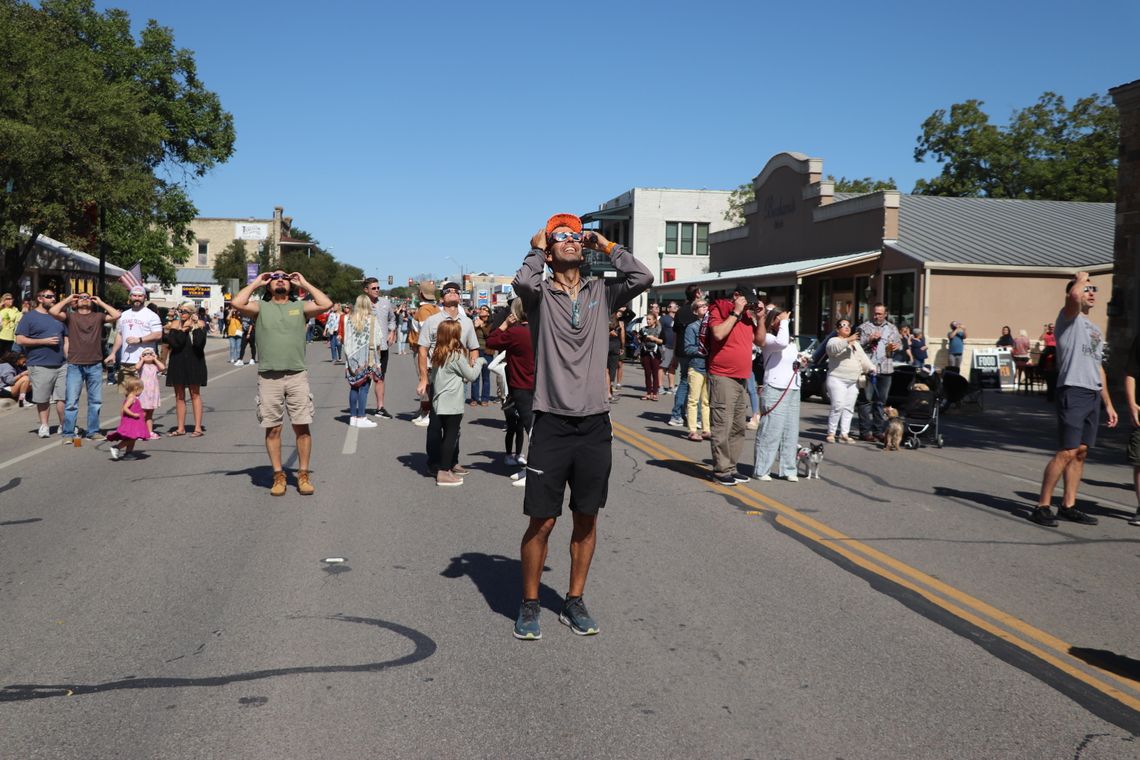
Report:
545,213,582,236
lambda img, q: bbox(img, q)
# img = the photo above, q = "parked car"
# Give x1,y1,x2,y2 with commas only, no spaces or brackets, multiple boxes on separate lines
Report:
798,336,829,403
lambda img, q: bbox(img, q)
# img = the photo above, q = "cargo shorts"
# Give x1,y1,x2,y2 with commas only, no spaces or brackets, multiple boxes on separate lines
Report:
256,370,314,427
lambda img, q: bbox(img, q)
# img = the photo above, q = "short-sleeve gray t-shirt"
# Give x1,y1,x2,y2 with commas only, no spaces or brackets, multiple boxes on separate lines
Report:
420,309,478,355
1054,310,1104,391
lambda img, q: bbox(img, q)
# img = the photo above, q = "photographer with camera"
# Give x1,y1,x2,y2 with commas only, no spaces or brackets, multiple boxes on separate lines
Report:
856,303,901,442
706,283,766,486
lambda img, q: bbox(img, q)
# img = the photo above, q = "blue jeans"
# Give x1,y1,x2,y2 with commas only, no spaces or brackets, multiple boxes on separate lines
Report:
670,357,691,420
753,382,802,478
228,336,242,363
349,379,371,418
329,334,341,362
746,374,760,415
470,350,492,402
63,363,103,436
857,373,894,435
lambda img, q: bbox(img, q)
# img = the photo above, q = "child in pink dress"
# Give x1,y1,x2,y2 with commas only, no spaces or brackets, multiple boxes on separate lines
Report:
107,376,149,460
137,348,164,439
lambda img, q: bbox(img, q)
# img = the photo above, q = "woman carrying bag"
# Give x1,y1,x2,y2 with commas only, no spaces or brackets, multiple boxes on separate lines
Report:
343,295,381,428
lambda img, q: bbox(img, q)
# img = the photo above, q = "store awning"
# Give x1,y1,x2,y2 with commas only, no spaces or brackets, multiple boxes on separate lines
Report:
580,204,632,224
26,233,127,278
647,250,881,294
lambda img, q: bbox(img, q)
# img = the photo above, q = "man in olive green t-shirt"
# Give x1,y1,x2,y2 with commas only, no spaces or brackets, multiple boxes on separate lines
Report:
231,271,332,496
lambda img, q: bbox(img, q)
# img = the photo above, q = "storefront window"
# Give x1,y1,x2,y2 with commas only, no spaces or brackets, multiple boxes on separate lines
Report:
884,272,915,328
817,279,832,336
665,222,677,255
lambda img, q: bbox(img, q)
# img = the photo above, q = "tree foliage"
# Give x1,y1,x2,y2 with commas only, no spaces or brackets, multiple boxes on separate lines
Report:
275,229,364,304
212,239,249,292
827,175,897,193
723,182,754,226
0,0,235,291
913,92,1117,201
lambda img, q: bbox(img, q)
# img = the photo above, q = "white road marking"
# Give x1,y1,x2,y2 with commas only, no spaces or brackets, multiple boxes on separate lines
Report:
342,425,358,455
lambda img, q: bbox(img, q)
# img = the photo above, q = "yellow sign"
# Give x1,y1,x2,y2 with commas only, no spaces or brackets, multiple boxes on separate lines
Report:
181,285,211,298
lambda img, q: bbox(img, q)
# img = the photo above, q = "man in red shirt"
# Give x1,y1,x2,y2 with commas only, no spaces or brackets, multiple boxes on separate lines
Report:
706,284,765,486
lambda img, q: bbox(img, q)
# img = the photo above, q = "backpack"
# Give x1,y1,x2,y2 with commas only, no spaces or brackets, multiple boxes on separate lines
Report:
409,303,439,347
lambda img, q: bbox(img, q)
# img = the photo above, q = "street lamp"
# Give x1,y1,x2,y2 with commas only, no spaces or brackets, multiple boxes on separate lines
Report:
445,256,465,284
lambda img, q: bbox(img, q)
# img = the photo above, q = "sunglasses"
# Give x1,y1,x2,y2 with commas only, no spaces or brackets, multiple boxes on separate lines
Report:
548,231,584,243
40,294,57,299
442,287,461,294
268,272,289,280
1082,285,1097,293
77,293,92,299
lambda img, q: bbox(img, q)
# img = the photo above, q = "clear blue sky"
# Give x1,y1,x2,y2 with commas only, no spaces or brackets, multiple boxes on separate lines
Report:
97,0,1139,284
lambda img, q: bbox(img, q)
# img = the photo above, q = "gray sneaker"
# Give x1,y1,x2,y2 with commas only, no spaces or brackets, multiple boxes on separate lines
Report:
559,596,599,636
513,600,541,640
1129,513,1140,526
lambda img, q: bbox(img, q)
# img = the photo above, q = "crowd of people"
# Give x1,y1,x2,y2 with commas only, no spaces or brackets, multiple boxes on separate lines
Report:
4,218,1140,642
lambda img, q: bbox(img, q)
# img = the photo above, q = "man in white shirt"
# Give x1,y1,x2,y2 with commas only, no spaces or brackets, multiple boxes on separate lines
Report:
111,286,163,375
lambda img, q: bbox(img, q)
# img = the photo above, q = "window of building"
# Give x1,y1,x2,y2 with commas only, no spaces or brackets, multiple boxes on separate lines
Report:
665,222,710,256
197,241,208,267
884,272,916,328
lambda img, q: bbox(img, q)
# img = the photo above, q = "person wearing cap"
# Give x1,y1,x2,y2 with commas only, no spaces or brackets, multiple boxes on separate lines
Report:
415,281,479,475
409,281,440,426
705,283,766,486
49,291,120,441
510,213,653,641
230,270,333,497
15,288,70,438
110,285,163,380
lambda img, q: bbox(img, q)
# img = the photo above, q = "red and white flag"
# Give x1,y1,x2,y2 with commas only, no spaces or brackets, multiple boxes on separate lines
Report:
118,262,143,290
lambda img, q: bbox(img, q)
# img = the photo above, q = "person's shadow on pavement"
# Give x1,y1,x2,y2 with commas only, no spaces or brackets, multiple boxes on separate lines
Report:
440,552,562,619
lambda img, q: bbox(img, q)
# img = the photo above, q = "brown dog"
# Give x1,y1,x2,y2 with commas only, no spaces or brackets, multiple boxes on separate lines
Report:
883,406,905,451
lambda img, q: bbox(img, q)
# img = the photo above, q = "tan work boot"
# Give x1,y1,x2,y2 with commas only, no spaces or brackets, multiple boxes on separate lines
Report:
435,470,463,487
270,470,287,497
296,469,315,496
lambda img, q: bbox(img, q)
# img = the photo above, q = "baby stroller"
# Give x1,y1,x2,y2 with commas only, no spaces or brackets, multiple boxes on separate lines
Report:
902,367,943,448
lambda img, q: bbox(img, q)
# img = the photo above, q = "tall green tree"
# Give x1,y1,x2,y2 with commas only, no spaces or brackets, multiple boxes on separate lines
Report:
913,92,1117,201
828,175,896,193
212,239,249,292
0,0,234,291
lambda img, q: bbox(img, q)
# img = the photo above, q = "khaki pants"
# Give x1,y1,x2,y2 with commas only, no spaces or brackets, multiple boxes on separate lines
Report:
686,368,710,434
708,374,750,475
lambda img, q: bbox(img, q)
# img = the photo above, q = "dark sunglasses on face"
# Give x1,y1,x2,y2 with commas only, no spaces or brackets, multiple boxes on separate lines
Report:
40,294,56,299
268,272,289,280
442,287,460,294
1082,285,1097,293
548,232,584,243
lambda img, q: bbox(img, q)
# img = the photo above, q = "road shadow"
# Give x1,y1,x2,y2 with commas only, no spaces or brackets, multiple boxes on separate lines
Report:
1011,490,1133,520
467,417,505,430
1081,478,1133,492
440,552,561,619
396,453,431,477
225,465,278,489
1068,647,1140,682
933,487,1033,520
0,518,42,527
0,477,21,495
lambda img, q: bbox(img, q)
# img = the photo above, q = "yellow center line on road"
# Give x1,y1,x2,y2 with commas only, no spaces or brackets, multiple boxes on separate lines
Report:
609,419,1140,711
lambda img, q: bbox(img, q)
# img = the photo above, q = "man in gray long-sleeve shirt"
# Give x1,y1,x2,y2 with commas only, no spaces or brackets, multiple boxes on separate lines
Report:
510,213,653,641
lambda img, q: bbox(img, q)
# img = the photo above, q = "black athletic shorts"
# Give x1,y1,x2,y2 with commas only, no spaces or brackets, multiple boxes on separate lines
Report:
1057,386,1100,450
523,411,612,518
379,349,390,377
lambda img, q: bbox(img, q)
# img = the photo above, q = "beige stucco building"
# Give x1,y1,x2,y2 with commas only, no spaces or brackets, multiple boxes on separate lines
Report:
650,152,1114,368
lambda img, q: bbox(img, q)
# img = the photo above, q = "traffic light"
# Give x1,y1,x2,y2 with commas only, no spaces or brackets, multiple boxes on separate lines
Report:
387,275,393,285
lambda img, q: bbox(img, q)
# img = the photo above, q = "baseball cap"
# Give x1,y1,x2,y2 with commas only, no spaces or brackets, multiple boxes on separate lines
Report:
441,281,462,293
545,213,582,236
129,286,146,296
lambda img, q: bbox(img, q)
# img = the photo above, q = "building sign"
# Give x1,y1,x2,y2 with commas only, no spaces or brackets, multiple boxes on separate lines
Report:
477,289,489,307
236,223,268,241
181,284,211,299
971,348,1016,390
246,263,260,284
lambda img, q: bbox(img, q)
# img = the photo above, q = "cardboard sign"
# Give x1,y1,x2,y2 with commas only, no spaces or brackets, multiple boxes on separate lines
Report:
972,348,1017,390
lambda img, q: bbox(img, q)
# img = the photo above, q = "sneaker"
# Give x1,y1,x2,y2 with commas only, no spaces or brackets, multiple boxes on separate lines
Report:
754,473,773,482
37,424,50,438
513,600,542,640
510,469,525,481
1057,506,1097,525
436,470,463,487
249,359,256,364
667,417,685,427
559,596,599,636
661,388,673,395
1128,513,1140,526
356,417,378,428
732,472,750,483
786,474,799,482
412,415,430,427
840,434,854,443
504,453,520,467
516,453,527,466
296,469,315,496
86,433,104,441
512,473,526,487
376,407,393,419
1028,506,1057,527
712,472,738,486
451,464,471,476
109,446,122,461
348,417,358,427
270,470,287,497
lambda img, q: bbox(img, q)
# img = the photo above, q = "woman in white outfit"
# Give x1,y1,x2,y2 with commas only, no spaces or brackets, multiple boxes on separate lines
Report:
824,318,875,443
752,308,801,481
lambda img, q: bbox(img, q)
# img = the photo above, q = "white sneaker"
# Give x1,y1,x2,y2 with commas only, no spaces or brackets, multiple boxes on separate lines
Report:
357,417,377,428
510,469,525,481
512,475,526,487
412,415,430,427
786,474,799,482
37,424,50,438
667,417,684,427
249,359,256,364
517,453,527,466
348,417,358,427
109,446,122,460
504,453,520,467
754,473,772,482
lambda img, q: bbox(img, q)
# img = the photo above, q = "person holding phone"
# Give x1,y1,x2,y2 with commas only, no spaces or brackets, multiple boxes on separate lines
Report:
165,301,209,436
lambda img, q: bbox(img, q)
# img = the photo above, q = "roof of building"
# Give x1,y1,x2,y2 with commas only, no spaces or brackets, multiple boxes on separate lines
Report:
649,250,881,292
27,233,127,277
893,195,1114,268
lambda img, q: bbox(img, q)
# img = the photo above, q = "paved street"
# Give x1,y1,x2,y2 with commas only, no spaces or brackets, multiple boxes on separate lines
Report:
1,342,1138,759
